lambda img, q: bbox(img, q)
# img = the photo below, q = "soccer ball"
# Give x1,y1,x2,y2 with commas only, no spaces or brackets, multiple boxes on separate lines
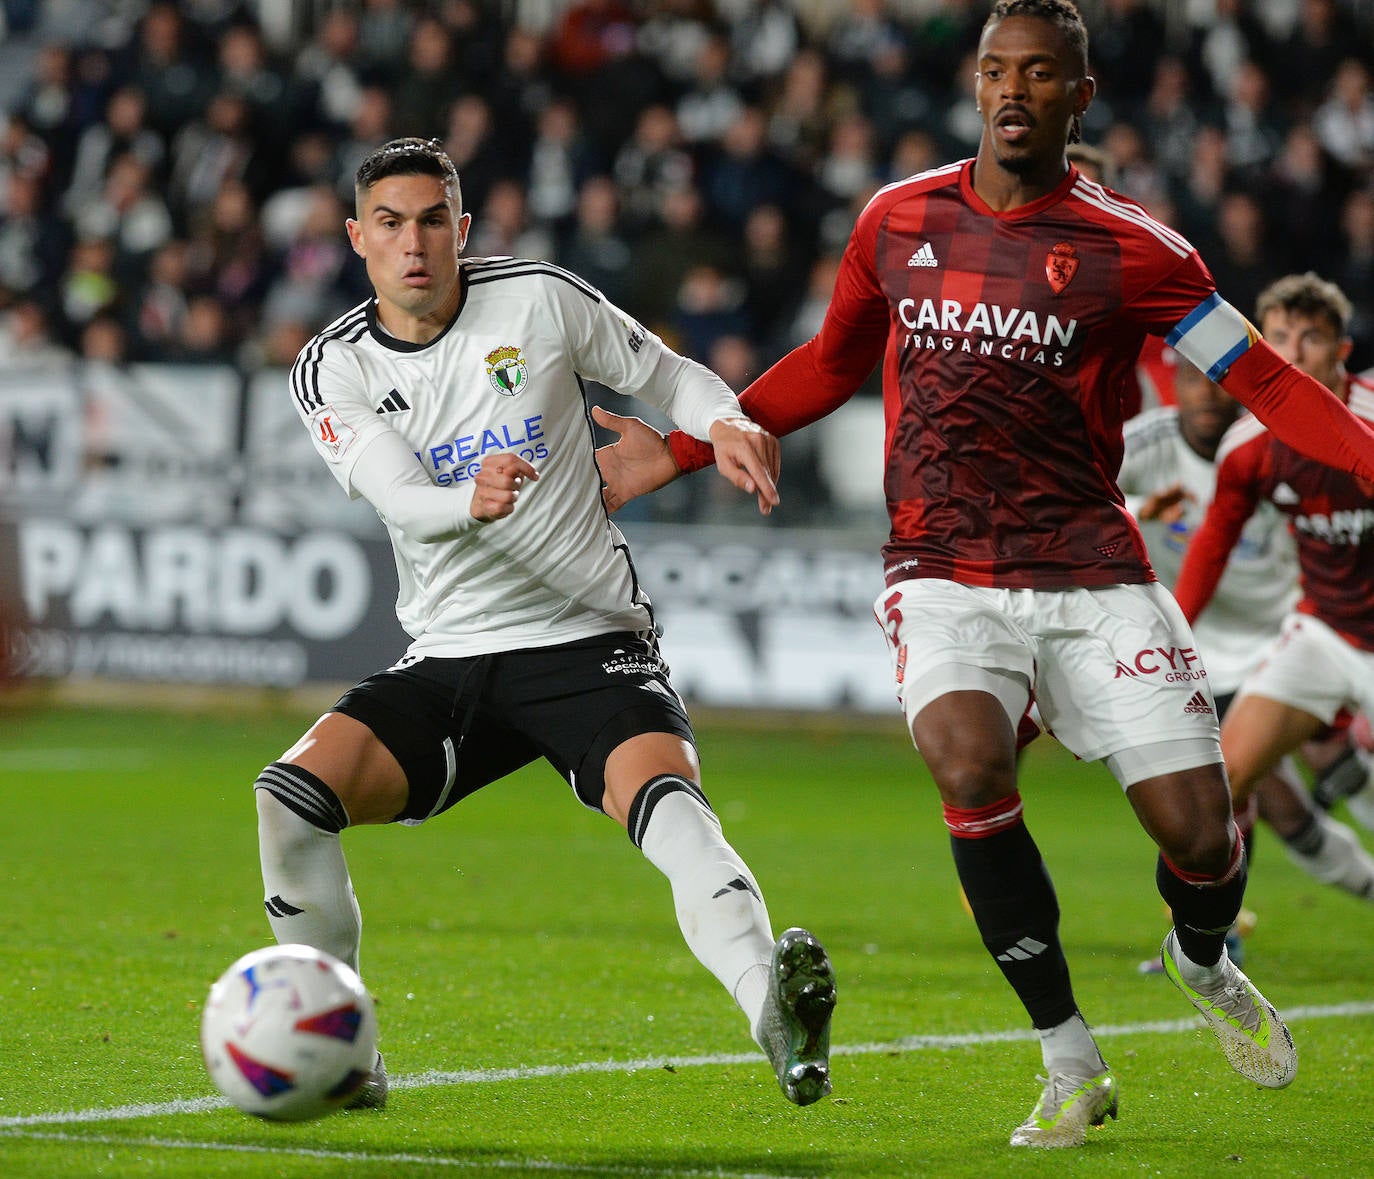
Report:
200,944,379,1122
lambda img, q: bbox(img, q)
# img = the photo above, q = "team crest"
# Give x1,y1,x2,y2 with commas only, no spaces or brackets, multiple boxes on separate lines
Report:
1045,242,1079,294
484,344,528,397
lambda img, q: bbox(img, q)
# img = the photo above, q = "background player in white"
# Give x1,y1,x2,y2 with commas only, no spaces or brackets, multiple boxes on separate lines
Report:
256,138,836,1111
1175,272,1374,862
1120,355,1374,945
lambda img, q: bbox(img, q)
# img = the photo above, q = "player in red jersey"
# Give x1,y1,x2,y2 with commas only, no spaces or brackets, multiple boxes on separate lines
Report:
1174,273,1374,840
594,0,1374,1145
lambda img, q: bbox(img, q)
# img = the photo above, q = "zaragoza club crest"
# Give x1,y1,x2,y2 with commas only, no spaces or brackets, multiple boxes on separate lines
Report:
1045,241,1079,294
484,344,528,396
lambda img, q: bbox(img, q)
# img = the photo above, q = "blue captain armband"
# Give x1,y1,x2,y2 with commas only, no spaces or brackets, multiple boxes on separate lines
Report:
1166,293,1262,382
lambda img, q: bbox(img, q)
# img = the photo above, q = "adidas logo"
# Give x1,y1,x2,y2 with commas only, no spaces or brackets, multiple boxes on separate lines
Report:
1273,482,1300,504
375,388,411,415
906,242,939,268
264,894,304,917
997,936,1048,963
712,875,761,902
1183,690,1213,715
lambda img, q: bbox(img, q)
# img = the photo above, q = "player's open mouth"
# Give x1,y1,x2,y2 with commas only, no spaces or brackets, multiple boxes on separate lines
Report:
995,108,1034,142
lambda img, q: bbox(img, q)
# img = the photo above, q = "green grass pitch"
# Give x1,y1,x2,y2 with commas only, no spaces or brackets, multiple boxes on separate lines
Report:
2,696,1372,1177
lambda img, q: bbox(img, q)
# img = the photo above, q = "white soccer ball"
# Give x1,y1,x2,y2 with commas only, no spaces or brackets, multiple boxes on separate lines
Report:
200,944,379,1122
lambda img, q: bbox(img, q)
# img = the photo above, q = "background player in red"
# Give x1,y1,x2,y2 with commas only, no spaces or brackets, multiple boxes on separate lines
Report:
1174,273,1374,839
596,0,1374,1147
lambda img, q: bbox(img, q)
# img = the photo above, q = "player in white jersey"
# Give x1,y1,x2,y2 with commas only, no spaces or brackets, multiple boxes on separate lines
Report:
1120,356,1374,937
254,138,836,1111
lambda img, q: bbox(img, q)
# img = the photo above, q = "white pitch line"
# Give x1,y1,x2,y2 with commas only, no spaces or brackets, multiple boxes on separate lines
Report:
2,1001,1371,1131
0,1132,813,1179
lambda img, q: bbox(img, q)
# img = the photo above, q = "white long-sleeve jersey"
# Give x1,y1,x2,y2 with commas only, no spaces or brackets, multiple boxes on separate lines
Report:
1118,406,1298,695
289,256,741,657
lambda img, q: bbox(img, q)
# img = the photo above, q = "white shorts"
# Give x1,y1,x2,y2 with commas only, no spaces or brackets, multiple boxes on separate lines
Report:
874,579,1223,787
1237,613,1374,724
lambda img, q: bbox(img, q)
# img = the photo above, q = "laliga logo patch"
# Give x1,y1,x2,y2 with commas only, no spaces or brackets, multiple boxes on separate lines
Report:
310,406,359,461
1045,241,1078,294
485,344,529,397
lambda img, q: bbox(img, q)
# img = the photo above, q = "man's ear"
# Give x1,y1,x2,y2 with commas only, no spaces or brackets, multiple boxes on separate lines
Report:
346,217,366,259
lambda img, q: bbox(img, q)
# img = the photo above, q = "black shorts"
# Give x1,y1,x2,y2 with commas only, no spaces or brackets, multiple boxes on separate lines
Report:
332,631,695,823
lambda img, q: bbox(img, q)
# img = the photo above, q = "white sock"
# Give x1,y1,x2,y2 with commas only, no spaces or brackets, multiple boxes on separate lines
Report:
256,789,363,973
636,789,775,1034
1036,1012,1106,1077
1285,812,1374,901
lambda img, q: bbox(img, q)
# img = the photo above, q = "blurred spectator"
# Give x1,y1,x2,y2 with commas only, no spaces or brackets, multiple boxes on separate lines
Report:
675,32,746,146
467,178,555,260
262,186,360,337
71,152,174,284
129,239,189,360
827,0,906,87
62,86,165,222
1312,58,1374,175
57,237,122,345
1261,123,1344,271
636,0,714,91
885,127,942,185
1273,0,1364,111
815,112,880,208
1171,124,1231,244
1087,0,1166,113
358,0,415,79
121,3,213,139
668,262,750,362
390,16,463,141
556,174,634,306
765,47,844,172
443,94,513,221
1186,0,1275,107
15,43,76,152
217,22,290,129
550,0,637,80
1100,121,1168,211
1220,58,1284,180
0,110,52,205
165,293,236,365
260,131,340,247
1141,56,1209,185
612,104,693,233
168,91,265,226
331,85,392,203
858,33,935,158
184,179,271,344
739,202,808,350
485,26,555,150
1335,187,1374,367
78,313,128,365
630,183,733,330
525,97,602,229
0,172,68,302
907,0,983,97
1203,190,1278,321
699,105,798,228
725,0,802,94
291,8,365,131
0,299,73,372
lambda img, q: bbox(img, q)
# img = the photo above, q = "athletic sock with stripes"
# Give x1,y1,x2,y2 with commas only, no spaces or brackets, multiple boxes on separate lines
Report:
255,764,362,974
629,775,776,1035
947,793,1080,1030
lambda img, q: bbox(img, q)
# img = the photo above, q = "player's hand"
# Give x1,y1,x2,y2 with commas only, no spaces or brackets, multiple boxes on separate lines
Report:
593,405,681,513
708,415,780,515
1137,483,1193,524
470,452,539,522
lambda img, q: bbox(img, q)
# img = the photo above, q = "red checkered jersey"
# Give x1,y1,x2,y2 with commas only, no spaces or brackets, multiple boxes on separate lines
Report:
1175,374,1374,651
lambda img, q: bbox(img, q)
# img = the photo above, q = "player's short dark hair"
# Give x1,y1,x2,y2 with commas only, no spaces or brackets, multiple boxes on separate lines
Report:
354,137,462,207
985,0,1089,73
1255,272,1352,336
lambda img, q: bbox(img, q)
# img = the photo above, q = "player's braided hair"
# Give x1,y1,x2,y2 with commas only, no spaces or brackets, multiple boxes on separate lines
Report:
985,0,1091,143
1255,272,1353,335
354,137,463,204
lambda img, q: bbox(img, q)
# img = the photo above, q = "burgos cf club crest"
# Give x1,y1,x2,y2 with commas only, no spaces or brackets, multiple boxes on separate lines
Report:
484,344,528,397
1045,241,1079,294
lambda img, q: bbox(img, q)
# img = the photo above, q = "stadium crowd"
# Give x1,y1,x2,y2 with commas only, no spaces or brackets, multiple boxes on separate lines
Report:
1,0,1373,510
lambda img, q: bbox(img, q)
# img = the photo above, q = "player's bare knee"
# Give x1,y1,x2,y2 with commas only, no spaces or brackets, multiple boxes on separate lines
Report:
930,757,1018,809
1161,822,1236,877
